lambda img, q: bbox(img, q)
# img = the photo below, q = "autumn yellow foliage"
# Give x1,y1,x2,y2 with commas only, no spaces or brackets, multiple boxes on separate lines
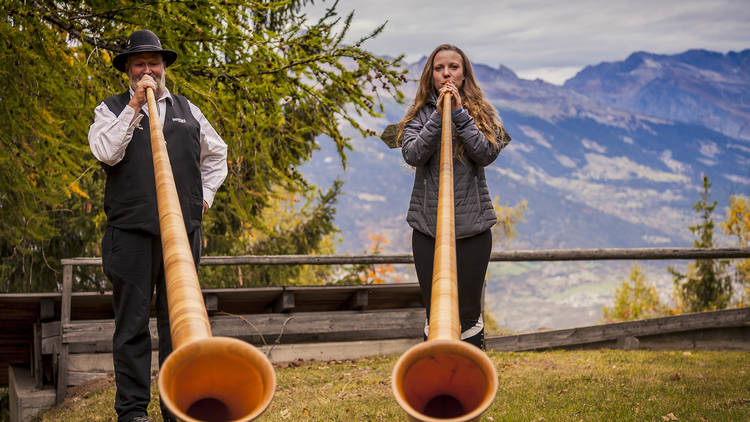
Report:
602,263,670,322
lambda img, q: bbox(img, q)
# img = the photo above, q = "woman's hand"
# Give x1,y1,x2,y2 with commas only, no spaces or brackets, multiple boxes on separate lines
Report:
436,81,462,116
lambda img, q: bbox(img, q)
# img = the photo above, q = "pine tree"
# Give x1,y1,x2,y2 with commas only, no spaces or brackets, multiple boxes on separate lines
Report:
668,175,733,312
1,1,406,291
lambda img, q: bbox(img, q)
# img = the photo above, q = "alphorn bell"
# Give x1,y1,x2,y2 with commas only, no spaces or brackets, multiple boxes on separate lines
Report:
391,92,498,421
144,88,275,422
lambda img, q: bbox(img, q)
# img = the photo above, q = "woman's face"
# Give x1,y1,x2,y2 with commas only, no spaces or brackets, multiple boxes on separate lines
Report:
432,50,465,91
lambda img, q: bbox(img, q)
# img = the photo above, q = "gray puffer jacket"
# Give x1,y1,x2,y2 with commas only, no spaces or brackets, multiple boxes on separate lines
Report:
402,98,509,238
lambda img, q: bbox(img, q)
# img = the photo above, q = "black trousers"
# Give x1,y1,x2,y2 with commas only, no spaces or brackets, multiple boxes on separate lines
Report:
102,226,201,422
412,229,491,349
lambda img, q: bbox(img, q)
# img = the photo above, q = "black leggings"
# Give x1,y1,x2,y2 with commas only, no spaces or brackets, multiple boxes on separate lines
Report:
412,229,491,349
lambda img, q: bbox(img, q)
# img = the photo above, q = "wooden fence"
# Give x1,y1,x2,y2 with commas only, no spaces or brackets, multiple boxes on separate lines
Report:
52,247,750,392
59,246,750,267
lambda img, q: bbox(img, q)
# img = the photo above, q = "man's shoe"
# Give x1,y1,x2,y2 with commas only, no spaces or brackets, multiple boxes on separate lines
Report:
129,416,153,422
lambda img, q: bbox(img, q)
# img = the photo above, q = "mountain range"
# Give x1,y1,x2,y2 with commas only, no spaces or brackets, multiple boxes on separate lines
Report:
300,48,750,330
565,49,750,141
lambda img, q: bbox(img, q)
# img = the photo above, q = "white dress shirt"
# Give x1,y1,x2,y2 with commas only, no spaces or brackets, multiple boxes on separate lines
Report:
88,87,228,207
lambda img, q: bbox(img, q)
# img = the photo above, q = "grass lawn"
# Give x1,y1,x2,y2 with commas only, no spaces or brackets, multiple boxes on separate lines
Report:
39,349,749,421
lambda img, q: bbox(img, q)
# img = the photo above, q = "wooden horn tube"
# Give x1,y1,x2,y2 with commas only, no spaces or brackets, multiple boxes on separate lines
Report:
391,93,498,421
146,88,275,421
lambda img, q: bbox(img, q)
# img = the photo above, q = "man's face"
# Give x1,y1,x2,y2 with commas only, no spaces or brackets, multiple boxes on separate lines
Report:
126,52,166,92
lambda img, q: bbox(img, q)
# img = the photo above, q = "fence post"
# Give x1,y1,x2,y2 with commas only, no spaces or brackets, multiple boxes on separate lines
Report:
56,262,72,404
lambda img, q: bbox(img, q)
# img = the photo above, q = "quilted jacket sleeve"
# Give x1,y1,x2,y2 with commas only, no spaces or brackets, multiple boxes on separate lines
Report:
401,106,443,166
452,109,506,166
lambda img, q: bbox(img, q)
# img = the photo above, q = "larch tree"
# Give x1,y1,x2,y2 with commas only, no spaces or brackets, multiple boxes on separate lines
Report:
1,0,406,291
721,194,750,305
602,263,668,322
492,198,527,247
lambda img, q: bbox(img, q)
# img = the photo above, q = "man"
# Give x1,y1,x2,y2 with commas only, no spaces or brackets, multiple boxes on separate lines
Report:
88,29,227,422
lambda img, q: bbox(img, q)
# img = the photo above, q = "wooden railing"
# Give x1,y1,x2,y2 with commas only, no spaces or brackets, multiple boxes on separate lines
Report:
59,247,750,342
54,247,750,403
60,246,750,268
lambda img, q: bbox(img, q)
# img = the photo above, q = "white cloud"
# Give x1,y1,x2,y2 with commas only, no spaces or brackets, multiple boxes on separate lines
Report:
723,174,750,185
491,166,524,182
727,143,750,154
508,141,534,154
622,136,634,145
575,153,689,183
519,125,551,148
516,66,582,85
581,139,606,153
659,150,690,174
697,157,717,166
555,154,577,168
643,234,671,244
699,140,720,158
356,193,387,202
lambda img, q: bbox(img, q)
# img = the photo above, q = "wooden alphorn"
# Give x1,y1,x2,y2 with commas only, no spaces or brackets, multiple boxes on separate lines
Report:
145,88,275,422
391,92,498,421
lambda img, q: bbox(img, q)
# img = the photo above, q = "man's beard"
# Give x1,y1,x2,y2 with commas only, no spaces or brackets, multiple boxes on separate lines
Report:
129,71,167,96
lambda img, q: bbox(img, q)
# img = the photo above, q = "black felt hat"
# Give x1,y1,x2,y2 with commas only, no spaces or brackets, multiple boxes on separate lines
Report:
113,30,178,73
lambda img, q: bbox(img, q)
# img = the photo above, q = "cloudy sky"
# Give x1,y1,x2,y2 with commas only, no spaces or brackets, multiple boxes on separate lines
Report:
303,0,750,84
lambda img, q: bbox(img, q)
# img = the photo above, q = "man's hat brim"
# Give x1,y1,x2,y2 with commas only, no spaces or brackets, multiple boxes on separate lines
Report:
113,48,178,72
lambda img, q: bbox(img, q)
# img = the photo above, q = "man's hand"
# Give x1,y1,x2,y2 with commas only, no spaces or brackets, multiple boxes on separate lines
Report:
128,74,158,112
202,200,209,216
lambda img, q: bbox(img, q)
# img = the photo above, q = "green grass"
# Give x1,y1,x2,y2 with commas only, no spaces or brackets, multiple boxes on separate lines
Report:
39,349,749,421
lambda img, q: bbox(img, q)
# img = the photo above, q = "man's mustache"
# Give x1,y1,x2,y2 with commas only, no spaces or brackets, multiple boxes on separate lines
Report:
138,74,162,82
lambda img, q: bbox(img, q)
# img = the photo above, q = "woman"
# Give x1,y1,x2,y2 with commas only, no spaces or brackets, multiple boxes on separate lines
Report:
398,44,511,349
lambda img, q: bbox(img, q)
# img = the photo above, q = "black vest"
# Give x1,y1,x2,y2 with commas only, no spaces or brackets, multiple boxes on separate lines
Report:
101,91,203,235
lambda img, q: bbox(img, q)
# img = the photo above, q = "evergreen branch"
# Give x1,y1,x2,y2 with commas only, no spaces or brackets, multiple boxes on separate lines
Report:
246,180,341,255
255,50,364,75
38,9,124,53
66,6,143,21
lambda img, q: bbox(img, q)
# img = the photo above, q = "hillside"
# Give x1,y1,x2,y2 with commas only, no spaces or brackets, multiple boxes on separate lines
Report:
565,49,750,141
300,49,750,330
